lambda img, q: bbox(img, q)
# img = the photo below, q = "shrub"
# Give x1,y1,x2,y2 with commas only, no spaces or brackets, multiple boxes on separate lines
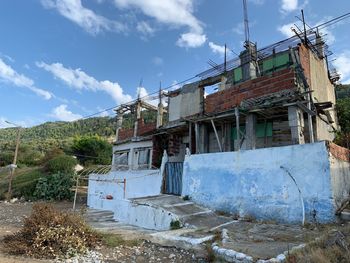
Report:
72,135,112,165
45,154,77,174
3,203,100,259
33,172,75,201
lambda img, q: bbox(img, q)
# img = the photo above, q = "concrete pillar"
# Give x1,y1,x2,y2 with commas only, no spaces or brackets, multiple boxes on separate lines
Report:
219,76,227,91
288,106,305,144
133,102,141,137
115,111,123,142
156,102,164,128
239,42,257,81
245,113,257,150
195,122,200,154
199,123,208,154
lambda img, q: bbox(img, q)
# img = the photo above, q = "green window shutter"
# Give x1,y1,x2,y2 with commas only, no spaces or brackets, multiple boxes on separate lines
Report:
275,53,290,68
231,126,246,140
256,122,273,138
233,67,243,82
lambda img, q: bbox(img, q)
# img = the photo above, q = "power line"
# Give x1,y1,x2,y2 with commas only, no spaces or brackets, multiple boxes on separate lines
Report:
79,75,197,120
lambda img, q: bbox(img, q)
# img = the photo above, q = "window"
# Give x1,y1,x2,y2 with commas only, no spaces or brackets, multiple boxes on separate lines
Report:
114,151,129,168
134,147,151,169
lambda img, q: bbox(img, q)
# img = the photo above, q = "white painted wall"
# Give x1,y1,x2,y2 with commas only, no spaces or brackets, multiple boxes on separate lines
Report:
87,169,162,209
182,141,346,223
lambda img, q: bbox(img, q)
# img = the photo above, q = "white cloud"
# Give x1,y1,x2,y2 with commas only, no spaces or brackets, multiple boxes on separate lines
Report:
152,56,164,66
113,0,206,48
36,61,133,104
41,0,126,35
278,22,296,38
0,117,12,128
209,42,226,56
280,0,298,13
136,21,156,37
333,51,350,84
176,32,207,48
0,59,52,100
51,104,82,122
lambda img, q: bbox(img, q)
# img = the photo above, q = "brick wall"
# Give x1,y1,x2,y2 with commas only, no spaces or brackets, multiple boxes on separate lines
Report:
298,44,311,86
118,119,157,141
205,68,297,114
328,142,350,162
168,134,182,156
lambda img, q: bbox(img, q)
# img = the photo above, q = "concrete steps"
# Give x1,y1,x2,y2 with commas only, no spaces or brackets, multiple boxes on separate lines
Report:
86,195,235,232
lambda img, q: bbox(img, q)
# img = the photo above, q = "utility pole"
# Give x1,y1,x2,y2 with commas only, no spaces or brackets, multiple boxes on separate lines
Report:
5,121,21,201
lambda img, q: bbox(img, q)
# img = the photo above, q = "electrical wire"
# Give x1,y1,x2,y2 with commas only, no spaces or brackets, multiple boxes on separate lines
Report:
78,75,197,120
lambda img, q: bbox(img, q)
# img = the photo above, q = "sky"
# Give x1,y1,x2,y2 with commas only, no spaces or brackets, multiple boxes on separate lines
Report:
0,0,349,128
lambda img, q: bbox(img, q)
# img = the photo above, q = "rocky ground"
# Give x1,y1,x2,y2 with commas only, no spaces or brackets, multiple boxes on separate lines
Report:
0,200,207,263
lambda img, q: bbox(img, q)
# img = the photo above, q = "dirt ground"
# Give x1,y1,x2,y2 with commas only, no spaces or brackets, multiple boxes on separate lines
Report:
0,201,204,263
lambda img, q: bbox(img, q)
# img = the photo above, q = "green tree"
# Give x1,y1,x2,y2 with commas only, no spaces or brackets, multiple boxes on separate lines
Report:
44,154,77,174
335,98,350,148
72,135,112,165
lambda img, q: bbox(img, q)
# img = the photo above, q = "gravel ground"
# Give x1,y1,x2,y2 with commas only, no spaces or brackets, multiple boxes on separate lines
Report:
0,201,207,263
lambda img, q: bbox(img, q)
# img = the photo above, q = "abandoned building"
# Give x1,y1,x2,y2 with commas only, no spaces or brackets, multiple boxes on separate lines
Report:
87,31,350,227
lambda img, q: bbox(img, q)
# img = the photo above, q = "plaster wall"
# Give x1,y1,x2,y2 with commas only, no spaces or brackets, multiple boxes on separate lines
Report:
330,154,350,208
168,82,202,122
112,140,153,169
112,199,179,230
87,169,162,209
182,141,339,223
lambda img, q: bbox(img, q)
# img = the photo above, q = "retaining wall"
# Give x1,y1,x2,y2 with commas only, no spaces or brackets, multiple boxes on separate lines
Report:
182,141,350,223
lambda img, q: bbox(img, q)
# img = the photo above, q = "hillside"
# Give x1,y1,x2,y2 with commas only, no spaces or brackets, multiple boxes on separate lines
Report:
0,117,117,152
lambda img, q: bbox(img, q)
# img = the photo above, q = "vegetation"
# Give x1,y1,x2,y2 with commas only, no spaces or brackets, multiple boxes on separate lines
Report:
72,135,112,165
286,227,350,263
44,154,77,174
33,172,75,201
3,203,100,259
335,97,350,147
0,167,43,200
100,232,141,247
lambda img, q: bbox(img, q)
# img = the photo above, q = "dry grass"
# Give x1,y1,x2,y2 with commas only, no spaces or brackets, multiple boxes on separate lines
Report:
2,203,100,259
287,225,350,263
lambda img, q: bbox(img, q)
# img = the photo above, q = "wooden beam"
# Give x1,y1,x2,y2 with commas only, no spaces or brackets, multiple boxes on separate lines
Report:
211,119,223,152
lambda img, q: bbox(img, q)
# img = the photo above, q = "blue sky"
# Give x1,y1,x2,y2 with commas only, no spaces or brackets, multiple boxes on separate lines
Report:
0,0,349,128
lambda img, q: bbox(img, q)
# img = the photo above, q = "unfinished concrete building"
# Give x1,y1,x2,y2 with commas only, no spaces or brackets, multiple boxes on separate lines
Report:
156,35,338,162
88,32,350,225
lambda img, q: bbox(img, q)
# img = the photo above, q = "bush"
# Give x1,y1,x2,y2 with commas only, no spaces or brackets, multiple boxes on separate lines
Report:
33,172,75,201
72,135,112,165
45,154,77,174
3,203,100,259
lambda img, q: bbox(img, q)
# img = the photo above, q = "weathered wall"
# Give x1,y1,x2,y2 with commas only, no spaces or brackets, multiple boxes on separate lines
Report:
87,169,162,210
329,143,350,208
168,82,203,122
205,68,297,114
182,141,343,223
112,140,153,169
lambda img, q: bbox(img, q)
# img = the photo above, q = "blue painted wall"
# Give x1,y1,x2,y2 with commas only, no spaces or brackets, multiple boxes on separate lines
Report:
182,141,336,223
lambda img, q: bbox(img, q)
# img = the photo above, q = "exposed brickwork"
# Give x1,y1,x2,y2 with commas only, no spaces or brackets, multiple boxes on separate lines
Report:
118,128,133,141
118,120,157,141
205,68,297,114
328,142,350,162
168,134,182,156
298,44,311,86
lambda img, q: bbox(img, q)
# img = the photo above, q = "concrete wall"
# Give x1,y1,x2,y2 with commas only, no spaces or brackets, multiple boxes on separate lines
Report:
182,141,345,223
112,140,153,169
87,169,162,210
168,82,203,122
